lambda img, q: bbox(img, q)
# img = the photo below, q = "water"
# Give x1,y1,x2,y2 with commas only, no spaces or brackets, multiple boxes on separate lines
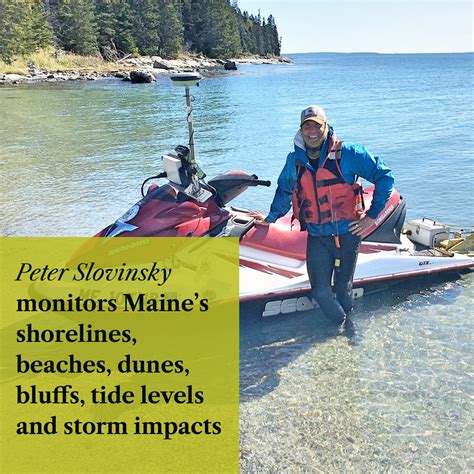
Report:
1,53,473,470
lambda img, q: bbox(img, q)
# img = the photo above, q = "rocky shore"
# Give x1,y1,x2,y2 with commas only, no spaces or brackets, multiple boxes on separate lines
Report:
0,54,292,85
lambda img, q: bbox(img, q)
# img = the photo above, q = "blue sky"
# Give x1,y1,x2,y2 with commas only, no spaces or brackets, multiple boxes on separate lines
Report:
236,1,473,54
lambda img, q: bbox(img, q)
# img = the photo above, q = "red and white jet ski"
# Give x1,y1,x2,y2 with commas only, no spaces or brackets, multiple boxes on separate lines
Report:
96,146,473,316
96,73,473,316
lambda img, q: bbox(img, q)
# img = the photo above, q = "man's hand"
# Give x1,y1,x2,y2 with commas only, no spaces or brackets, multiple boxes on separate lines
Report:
349,216,375,236
248,210,270,225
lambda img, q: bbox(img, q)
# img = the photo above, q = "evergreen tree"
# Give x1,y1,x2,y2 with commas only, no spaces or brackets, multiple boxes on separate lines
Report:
236,10,257,54
179,0,195,51
0,0,52,62
131,0,161,55
95,0,136,58
112,0,137,55
266,14,281,55
56,0,98,55
0,0,22,61
192,0,241,58
29,0,53,51
158,0,183,58
0,0,282,62
95,0,116,57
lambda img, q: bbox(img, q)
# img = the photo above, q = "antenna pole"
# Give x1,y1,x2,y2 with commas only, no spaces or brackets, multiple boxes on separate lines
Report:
185,85,196,163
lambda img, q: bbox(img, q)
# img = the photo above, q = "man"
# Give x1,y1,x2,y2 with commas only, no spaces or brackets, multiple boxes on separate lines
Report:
252,105,394,324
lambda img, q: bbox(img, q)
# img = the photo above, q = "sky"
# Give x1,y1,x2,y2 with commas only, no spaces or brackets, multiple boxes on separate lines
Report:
236,0,473,54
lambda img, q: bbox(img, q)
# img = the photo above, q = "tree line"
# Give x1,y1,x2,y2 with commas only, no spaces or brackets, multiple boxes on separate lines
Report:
0,0,281,62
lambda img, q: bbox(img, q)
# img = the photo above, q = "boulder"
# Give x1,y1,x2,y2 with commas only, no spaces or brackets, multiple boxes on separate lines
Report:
224,61,237,70
153,60,172,70
5,73,29,82
129,70,156,83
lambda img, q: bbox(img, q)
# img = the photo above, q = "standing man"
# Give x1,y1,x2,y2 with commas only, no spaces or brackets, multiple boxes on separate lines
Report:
252,105,394,324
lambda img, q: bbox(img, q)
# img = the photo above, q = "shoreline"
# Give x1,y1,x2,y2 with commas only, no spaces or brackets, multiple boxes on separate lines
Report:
0,54,292,85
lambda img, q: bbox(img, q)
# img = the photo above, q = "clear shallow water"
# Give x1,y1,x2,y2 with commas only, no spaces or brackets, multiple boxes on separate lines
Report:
1,53,473,470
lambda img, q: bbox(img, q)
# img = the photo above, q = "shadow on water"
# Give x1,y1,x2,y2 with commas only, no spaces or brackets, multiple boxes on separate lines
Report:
239,271,472,402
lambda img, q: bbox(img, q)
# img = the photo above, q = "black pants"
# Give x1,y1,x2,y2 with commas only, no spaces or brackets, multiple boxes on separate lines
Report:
306,232,361,324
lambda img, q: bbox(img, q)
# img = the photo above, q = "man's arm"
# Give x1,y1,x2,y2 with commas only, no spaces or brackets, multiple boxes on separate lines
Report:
344,143,394,236
264,154,298,223
345,143,394,218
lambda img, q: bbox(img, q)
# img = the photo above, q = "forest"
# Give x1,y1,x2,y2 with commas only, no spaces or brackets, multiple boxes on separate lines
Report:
0,0,281,62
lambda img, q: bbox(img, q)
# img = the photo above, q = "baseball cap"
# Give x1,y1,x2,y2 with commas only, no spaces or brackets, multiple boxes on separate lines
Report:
300,105,327,126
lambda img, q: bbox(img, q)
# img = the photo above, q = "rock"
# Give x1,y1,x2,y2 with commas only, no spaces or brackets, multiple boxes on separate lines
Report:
125,58,140,66
122,76,131,82
153,60,172,70
224,61,237,70
114,71,128,78
129,70,156,83
5,73,29,82
215,59,226,65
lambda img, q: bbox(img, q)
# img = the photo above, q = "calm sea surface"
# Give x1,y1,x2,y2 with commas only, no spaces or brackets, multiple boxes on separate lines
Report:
1,53,473,470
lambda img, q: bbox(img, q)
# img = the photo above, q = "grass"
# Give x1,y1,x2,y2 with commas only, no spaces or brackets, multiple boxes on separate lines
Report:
0,47,125,75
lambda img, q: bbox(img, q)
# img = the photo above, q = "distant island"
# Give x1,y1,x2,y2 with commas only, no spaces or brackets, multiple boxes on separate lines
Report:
0,0,282,76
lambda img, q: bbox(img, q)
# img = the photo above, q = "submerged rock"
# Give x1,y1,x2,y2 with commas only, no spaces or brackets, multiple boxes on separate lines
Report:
224,61,237,71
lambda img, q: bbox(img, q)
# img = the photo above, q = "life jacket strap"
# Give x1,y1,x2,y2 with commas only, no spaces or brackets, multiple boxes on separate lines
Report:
316,177,344,187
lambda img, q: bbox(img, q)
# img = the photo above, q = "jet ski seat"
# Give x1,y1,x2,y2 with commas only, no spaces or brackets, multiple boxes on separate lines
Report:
241,214,307,261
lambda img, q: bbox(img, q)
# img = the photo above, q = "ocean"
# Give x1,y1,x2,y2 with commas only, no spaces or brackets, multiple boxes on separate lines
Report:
1,52,473,471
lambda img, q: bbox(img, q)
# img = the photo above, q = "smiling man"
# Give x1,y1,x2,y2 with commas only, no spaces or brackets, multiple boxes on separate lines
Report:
252,105,394,325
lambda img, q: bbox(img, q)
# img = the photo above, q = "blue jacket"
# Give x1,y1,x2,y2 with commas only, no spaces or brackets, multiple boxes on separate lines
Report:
266,126,395,236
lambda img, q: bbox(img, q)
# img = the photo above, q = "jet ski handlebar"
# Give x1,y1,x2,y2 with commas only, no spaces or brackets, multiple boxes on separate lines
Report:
250,178,271,187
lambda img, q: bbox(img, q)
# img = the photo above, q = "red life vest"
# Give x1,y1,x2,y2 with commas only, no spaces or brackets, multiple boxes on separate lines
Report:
292,140,364,227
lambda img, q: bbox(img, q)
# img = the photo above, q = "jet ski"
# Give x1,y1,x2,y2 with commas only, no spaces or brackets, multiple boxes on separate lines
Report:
96,73,473,317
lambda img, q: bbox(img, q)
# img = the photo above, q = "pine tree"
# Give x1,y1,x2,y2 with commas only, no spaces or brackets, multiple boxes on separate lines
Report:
112,0,137,55
0,0,21,61
95,0,116,57
236,10,257,54
95,0,137,58
131,0,161,55
158,0,183,58
218,0,241,57
0,0,282,62
179,0,194,51
266,14,280,55
56,0,98,55
0,0,52,62
29,0,53,51
195,0,241,58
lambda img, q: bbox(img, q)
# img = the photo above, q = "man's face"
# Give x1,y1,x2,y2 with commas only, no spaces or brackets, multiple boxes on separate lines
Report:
301,120,325,141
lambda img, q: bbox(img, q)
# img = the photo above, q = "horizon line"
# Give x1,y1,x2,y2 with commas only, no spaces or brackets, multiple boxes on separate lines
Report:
282,51,474,55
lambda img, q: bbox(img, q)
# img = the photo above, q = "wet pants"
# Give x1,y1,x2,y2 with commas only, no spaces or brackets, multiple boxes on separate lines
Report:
306,232,361,324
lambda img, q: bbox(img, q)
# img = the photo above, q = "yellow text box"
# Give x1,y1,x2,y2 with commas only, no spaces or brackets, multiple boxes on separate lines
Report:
1,237,239,472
